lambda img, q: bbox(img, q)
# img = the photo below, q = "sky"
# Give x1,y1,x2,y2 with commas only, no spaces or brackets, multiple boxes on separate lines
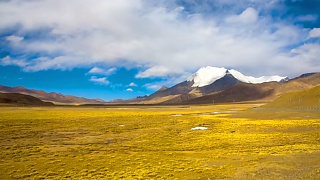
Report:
0,0,320,101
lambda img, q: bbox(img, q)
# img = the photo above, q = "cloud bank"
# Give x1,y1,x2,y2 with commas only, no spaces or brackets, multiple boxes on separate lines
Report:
0,0,319,81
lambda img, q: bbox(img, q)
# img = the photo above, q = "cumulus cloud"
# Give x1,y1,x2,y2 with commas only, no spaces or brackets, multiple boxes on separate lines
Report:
88,67,117,75
297,14,318,22
309,28,320,38
143,72,191,90
2,56,91,71
136,66,182,78
144,83,163,91
0,0,319,80
226,7,259,24
126,88,133,92
89,76,109,85
1,56,27,67
5,35,24,43
128,82,137,87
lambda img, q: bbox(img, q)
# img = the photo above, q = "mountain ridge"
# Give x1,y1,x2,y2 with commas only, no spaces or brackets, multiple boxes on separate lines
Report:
133,67,319,105
176,72,320,105
1,67,318,106
187,66,288,87
0,85,106,105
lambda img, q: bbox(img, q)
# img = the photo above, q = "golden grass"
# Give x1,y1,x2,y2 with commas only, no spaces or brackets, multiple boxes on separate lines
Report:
263,85,320,108
0,104,319,179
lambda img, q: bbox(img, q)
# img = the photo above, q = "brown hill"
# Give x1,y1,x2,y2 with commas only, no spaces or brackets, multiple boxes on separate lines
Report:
268,73,320,98
0,85,105,105
0,93,54,106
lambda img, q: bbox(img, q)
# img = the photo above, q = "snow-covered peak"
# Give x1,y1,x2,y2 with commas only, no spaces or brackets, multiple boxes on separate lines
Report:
188,66,288,87
187,67,227,87
229,69,288,84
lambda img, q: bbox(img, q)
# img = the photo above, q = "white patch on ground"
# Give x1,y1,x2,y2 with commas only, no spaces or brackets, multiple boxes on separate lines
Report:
191,127,208,130
171,114,183,117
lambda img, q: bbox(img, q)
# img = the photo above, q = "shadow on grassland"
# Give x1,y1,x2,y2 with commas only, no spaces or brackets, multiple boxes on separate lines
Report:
232,108,320,120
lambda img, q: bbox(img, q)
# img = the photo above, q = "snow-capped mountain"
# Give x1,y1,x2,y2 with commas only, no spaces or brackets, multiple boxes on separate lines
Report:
132,67,319,105
187,66,288,87
143,66,288,103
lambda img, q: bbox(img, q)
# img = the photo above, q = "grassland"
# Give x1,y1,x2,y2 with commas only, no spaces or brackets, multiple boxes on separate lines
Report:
0,104,319,179
263,85,320,108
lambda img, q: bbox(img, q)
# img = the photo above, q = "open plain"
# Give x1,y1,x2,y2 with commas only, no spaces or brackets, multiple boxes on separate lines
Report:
0,104,319,179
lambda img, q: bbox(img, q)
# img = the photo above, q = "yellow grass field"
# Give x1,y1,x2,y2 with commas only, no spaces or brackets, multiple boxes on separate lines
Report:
0,104,319,179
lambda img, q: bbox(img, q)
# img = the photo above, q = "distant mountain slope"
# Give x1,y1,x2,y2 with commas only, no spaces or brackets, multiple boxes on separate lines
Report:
180,83,274,104
0,85,105,105
268,72,320,99
263,85,320,108
147,81,194,99
0,93,54,106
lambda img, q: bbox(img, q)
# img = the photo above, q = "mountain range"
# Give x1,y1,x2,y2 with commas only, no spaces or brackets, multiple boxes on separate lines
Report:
187,67,288,87
0,66,319,105
127,66,320,105
0,85,105,105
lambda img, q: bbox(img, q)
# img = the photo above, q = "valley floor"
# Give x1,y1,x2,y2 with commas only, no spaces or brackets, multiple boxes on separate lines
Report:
0,104,319,179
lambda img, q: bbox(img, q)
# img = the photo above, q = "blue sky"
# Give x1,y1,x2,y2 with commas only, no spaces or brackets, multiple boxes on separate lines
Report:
0,0,320,101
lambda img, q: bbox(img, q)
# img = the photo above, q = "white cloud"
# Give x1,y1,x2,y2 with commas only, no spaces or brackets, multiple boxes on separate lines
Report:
297,14,318,22
88,67,117,75
89,76,109,85
269,43,320,77
309,28,320,38
143,72,190,90
226,7,259,24
126,88,133,92
1,56,27,67
5,35,24,43
128,82,137,87
24,56,91,71
0,0,318,80
136,66,179,78
144,83,163,91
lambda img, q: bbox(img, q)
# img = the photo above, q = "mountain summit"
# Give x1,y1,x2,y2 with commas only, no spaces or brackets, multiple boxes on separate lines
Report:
187,66,288,87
